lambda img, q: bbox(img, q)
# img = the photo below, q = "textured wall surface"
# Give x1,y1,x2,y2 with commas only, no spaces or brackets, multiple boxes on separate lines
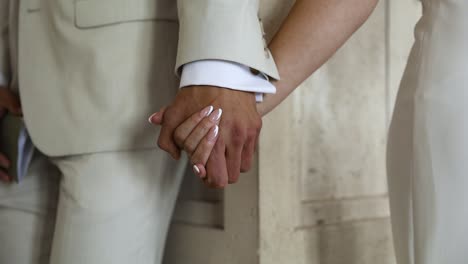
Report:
258,1,421,264
165,1,421,263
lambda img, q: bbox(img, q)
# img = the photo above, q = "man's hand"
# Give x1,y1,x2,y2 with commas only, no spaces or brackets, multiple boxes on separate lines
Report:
156,86,262,188
0,87,22,183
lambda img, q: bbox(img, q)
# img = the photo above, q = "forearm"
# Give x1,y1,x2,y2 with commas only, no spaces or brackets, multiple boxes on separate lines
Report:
176,0,279,80
257,0,378,116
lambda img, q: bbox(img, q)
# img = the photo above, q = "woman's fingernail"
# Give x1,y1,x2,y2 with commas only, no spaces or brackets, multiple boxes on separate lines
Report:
209,109,223,122
148,112,161,124
193,164,201,175
200,105,214,118
207,125,219,142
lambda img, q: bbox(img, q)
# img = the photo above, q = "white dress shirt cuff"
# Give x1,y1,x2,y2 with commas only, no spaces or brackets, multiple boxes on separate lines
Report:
179,60,276,102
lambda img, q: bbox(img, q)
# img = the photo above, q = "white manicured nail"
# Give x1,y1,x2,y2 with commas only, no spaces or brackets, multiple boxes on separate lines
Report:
148,112,160,124
193,164,201,175
207,106,214,116
210,109,223,122
200,105,214,117
208,125,219,142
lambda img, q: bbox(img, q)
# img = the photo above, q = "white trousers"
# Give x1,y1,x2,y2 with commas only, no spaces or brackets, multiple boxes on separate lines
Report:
387,0,468,263
0,149,186,264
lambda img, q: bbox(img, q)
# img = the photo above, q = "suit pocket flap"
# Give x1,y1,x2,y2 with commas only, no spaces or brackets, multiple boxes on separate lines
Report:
75,0,177,28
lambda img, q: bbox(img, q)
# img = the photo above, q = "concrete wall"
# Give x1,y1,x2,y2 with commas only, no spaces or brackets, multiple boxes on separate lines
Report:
258,1,421,263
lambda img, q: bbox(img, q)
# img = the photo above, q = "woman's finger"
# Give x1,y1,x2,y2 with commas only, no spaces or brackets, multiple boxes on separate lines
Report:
148,106,181,159
148,106,168,125
192,163,206,179
190,125,220,178
204,137,229,189
181,108,222,154
172,105,214,148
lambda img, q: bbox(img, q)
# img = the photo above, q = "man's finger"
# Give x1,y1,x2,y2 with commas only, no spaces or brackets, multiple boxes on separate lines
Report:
225,141,243,184
158,127,181,160
181,109,221,154
240,136,256,172
173,105,214,148
205,138,228,189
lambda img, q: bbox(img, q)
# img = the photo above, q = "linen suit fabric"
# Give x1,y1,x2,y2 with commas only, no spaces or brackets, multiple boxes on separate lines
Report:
2,0,278,156
0,150,187,264
0,0,279,263
387,0,468,263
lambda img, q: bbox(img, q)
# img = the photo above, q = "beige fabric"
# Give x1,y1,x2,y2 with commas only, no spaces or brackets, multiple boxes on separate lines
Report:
176,0,279,78
0,149,187,264
0,1,277,263
0,151,58,264
0,0,278,156
387,0,468,263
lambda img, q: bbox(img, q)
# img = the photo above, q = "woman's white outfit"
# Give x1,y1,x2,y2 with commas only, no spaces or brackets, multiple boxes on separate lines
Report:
387,0,468,263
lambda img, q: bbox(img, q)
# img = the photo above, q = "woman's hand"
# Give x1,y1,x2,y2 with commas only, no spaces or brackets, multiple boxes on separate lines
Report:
149,102,267,187
149,105,222,184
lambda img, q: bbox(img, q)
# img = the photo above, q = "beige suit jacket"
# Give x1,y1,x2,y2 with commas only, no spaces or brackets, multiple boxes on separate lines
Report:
0,0,279,156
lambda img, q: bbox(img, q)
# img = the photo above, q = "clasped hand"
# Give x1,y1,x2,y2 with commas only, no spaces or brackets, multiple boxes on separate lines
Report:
149,86,262,189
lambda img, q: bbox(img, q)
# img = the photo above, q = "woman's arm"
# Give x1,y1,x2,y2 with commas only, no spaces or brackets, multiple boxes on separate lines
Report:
257,0,379,116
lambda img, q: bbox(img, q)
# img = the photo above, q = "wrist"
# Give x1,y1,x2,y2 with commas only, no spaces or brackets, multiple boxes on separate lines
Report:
180,85,257,103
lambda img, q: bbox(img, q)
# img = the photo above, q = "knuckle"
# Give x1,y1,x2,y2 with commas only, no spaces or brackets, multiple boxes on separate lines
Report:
253,117,263,132
190,113,203,123
164,107,182,125
228,174,239,184
240,163,252,173
201,119,214,131
173,130,185,146
190,155,201,165
256,116,263,127
166,105,179,116
162,106,175,120
213,179,228,189
183,142,196,154
231,126,246,146
246,127,259,139
232,135,245,146
157,139,169,151
208,173,228,189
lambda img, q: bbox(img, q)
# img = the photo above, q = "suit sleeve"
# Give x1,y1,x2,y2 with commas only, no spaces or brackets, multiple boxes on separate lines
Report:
176,0,280,80
0,0,10,84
